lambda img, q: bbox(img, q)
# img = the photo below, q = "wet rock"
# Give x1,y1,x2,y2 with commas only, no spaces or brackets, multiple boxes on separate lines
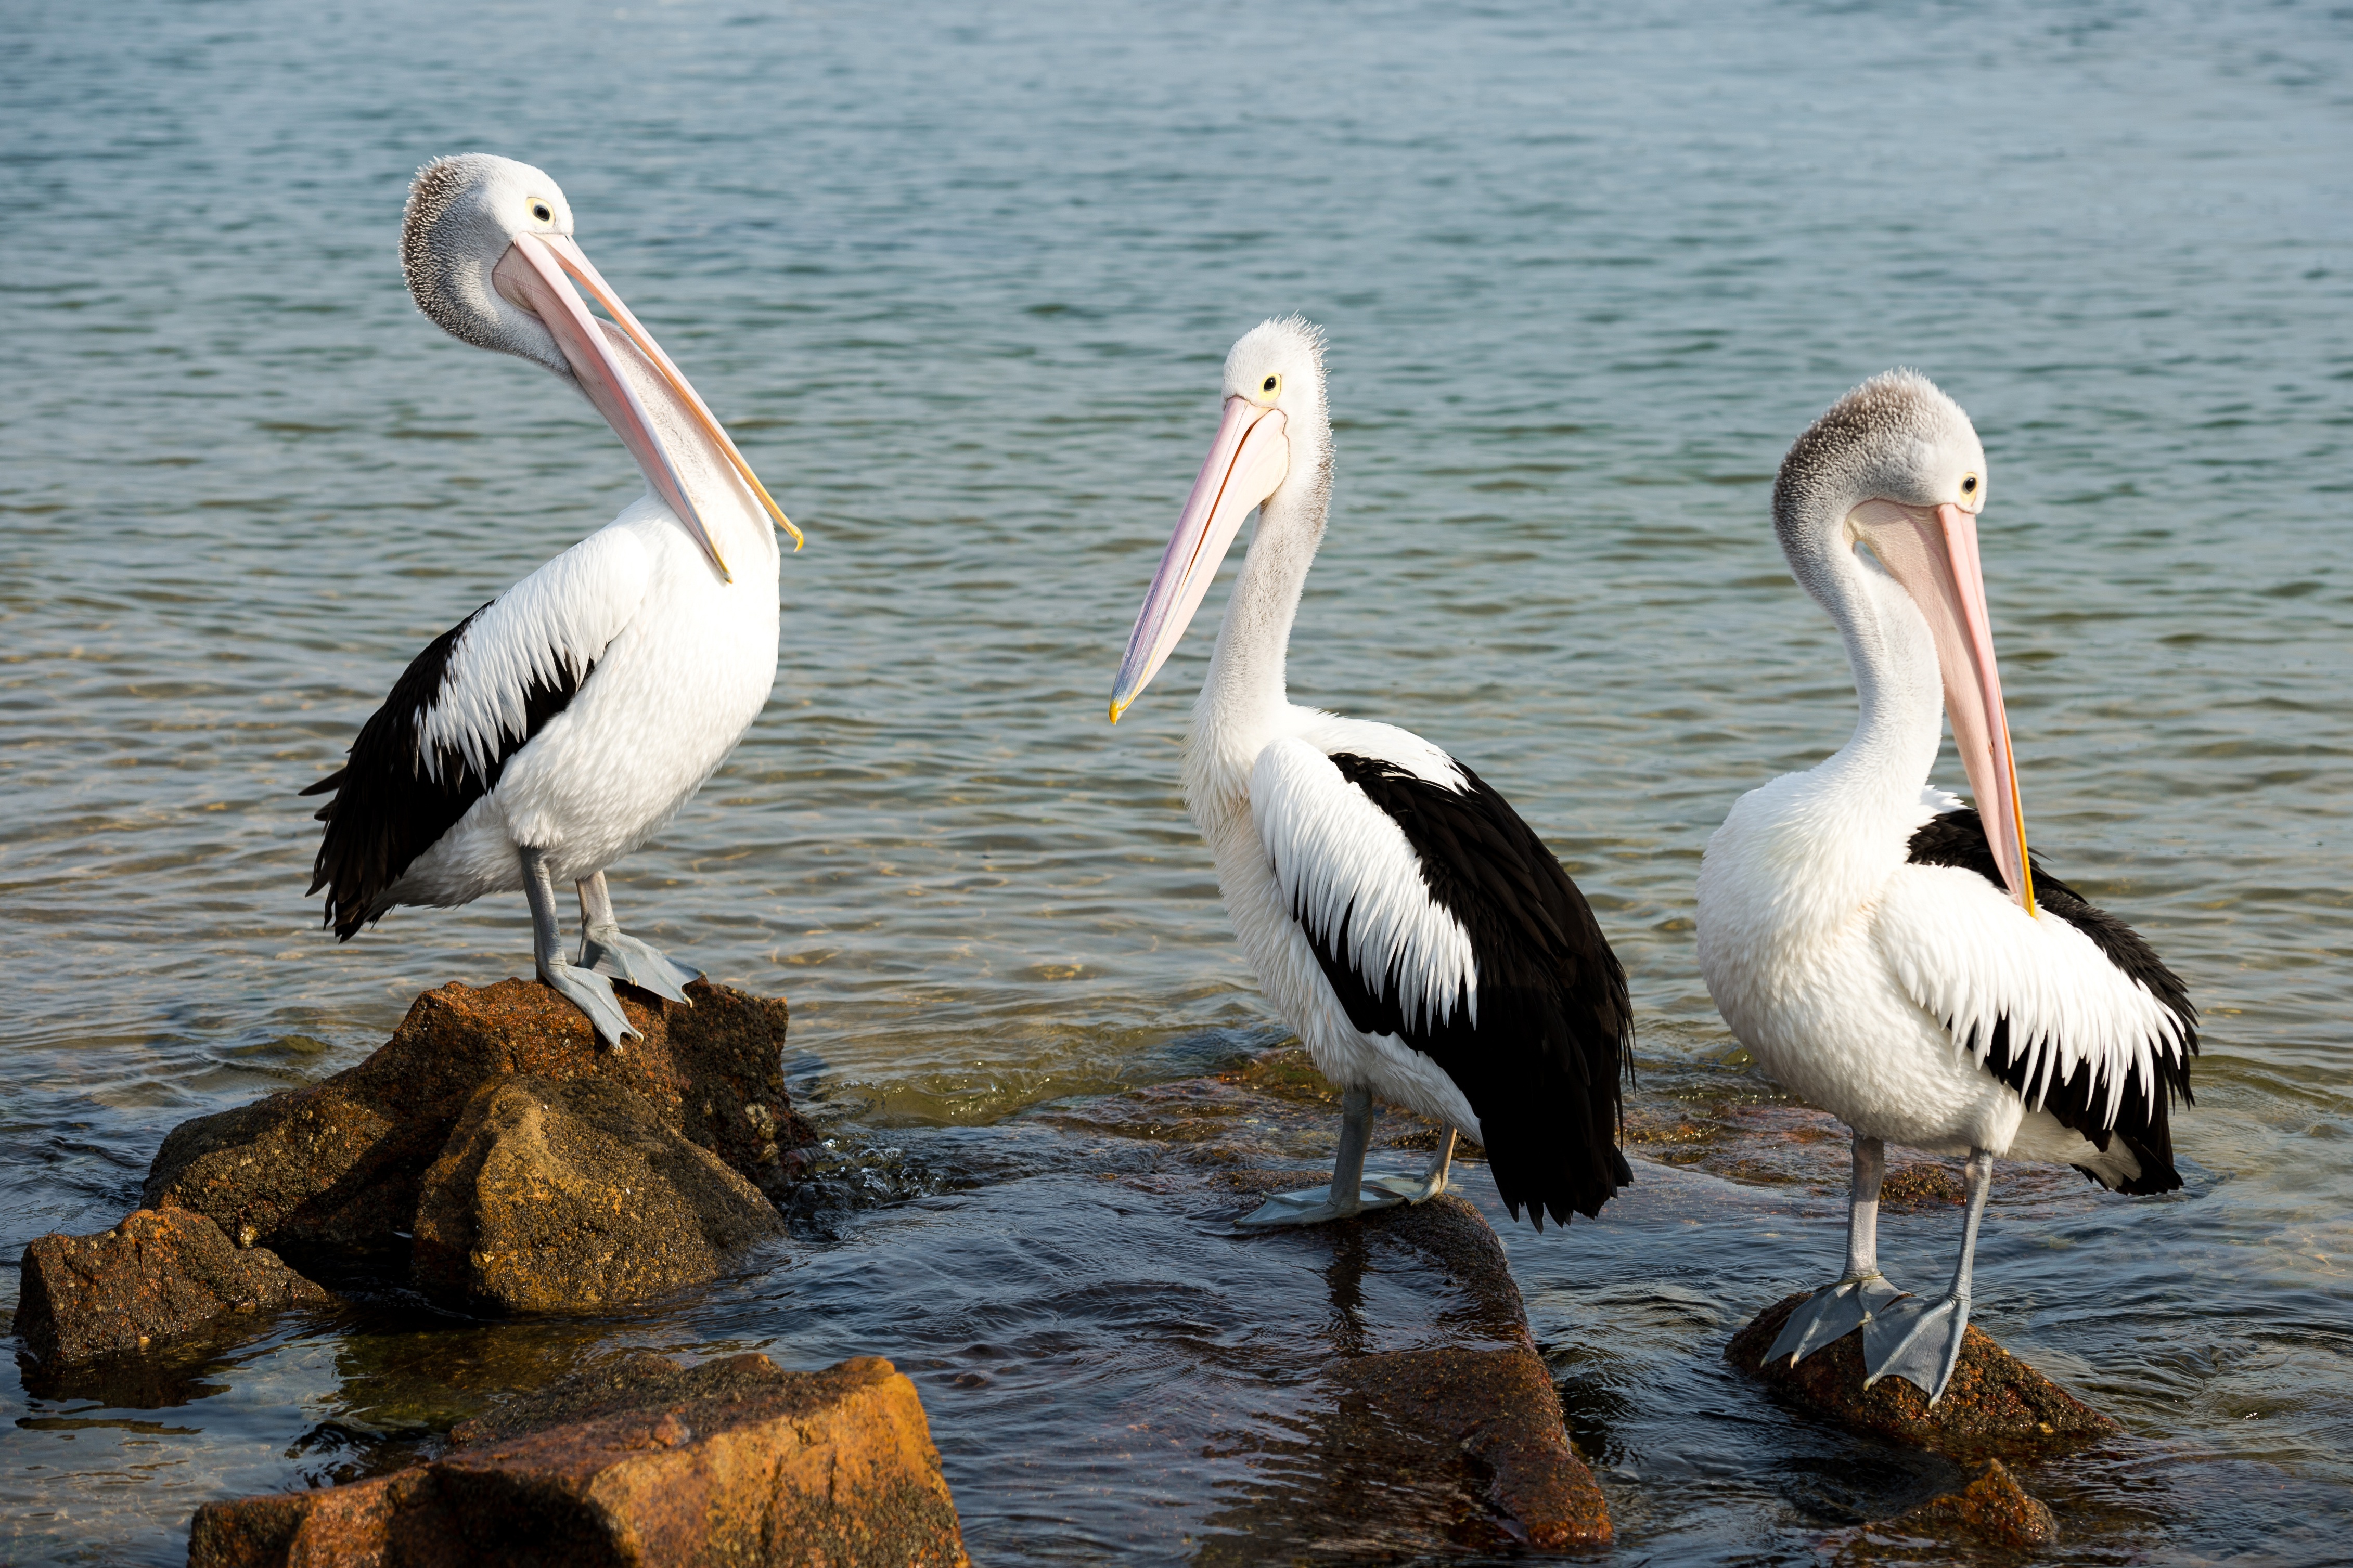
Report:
11,1207,334,1366
186,1352,969,1568
1202,1180,1612,1552
1889,1457,2058,1549
411,1075,786,1314
145,978,814,1272
1728,1291,2119,1458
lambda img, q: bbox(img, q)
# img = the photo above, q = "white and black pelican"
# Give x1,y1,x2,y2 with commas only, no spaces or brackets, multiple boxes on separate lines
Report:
303,154,800,1049
1696,370,2196,1402
1109,318,1633,1229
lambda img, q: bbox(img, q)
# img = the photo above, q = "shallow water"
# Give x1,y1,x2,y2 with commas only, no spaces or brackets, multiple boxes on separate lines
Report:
3,0,2350,1561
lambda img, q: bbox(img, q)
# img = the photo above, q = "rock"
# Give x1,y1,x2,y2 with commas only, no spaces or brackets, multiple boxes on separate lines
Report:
1198,1181,1612,1552
1890,1458,2058,1549
1728,1291,2119,1458
1329,1345,1612,1550
11,1208,335,1366
144,978,815,1272
412,1075,786,1313
186,1352,969,1568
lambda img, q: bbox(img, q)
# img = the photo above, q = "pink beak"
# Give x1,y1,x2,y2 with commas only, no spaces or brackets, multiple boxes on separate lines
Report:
490,231,801,580
1859,498,2038,914
1110,395,1291,721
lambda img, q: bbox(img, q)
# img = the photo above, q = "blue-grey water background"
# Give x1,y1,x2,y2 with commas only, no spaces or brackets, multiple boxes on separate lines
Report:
4,0,2350,1561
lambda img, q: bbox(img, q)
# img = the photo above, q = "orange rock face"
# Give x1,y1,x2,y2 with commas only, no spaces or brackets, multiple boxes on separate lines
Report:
411,1074,785,1313
11,1208,335,1365
186,1353,969,1568
1891,1457,2059,1549
1728,1291,2118,1459
143,979,813,1272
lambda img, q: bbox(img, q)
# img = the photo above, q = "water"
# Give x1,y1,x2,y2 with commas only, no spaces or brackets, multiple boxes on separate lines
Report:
3,0,2349,1560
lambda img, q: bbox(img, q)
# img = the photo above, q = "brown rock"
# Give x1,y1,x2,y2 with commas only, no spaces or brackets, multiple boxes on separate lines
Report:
1330,1345,1612,1550
411,1075,785,1313
1891,1458,2058,1549
11,1208,334,1366
1728,1291,2119,1458
186,1353,969,1568
144,978,814,1271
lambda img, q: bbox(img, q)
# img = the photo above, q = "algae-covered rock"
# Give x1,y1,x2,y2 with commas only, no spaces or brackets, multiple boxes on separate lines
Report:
1729,1290,2118,1458
143,978,813,1271
11,1208,335,1366
1891,1458,2058,1549
410,1074,785,1313
186,1352,969,1568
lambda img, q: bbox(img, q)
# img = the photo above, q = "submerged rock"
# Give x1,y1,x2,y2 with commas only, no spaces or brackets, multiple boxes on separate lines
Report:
1728,1290,2118,1458
1198,1180,1612,1552
412,1074,785,1314
185,1352,968,1568
11,1208,335,1366
144,978,814,1274
1889,1457,2058,1549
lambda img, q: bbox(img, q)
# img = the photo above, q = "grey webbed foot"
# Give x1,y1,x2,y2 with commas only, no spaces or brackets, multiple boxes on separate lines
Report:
1235,1182,1409,1228
1765,1271,1906,1367
542,961,640,1051
580,923,699,1005
1862,1290,1972,1403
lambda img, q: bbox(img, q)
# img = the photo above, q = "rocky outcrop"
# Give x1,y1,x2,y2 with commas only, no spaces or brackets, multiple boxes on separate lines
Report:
11,1208,335,1366
186,1352,968,1568
1889,1458,2058,1549
1728,1290,2118,1458
412,1075,786,1313
143,978,814,1275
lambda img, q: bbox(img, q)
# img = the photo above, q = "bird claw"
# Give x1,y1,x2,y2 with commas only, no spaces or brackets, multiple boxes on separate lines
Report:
1862,1291,1972,1404
1235,1182,1410,1229
1765,1271,1906,1367
541,961,642,1051
579,924,699,1005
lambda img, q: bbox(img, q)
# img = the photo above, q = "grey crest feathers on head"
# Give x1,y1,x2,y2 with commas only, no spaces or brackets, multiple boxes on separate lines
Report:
1772,369,1974,554
400,153,571,374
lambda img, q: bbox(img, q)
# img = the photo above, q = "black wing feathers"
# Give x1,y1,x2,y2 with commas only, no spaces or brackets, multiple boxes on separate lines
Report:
1309,753,1634,1229
303,604,590,940
1907,807,2195,1194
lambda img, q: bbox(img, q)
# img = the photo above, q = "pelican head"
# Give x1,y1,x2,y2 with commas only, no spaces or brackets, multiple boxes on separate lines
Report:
398,153,800,577
1109,316,1333,721
1775,370,2033,914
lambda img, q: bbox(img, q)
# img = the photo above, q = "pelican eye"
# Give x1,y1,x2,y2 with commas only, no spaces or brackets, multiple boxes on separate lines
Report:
530,201,554,223
1258,372,1281,400
1960,473,1980,497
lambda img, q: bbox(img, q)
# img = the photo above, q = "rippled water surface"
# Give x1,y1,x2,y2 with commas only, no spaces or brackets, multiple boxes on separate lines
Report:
4,1,2350,1562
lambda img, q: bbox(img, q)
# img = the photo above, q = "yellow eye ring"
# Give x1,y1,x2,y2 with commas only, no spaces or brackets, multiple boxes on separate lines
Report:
1257,372,1282,401
530,200,554,223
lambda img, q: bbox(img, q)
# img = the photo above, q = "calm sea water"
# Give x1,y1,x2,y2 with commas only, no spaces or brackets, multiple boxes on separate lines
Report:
4,0,2349,1561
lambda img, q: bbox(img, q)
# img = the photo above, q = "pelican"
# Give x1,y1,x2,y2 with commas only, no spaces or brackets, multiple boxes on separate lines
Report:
1696,370,2196,1402
303,154,800,1049
1109,318,1633,1230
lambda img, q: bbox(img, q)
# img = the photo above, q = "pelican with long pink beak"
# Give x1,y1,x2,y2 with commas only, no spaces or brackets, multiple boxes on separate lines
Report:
303,154,800,1047
1696,370,2196,1402
1111,317,1634,1231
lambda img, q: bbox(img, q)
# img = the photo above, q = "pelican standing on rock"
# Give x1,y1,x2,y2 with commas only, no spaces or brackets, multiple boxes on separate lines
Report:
1110,318,1633,1230
304,154,801,1048
1696,370,2195,1402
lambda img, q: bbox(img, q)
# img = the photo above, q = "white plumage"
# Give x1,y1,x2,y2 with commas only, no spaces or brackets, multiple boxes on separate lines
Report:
305,154,795,1049
1111,319,1632,1229
1698,368,2194,1402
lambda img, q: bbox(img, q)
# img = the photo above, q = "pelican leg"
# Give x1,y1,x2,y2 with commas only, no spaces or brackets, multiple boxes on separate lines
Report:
521,847,638,1051
1365,1126,1457,1204
574,871,698,1005
1237,1085,1415,1228
1766,1133,1906,1366
1862,1147,1993,1404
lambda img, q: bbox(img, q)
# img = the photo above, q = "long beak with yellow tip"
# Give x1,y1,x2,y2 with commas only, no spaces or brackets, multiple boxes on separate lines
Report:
1110,396,1290,722
1856,498,2038,914
491,232,800,582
